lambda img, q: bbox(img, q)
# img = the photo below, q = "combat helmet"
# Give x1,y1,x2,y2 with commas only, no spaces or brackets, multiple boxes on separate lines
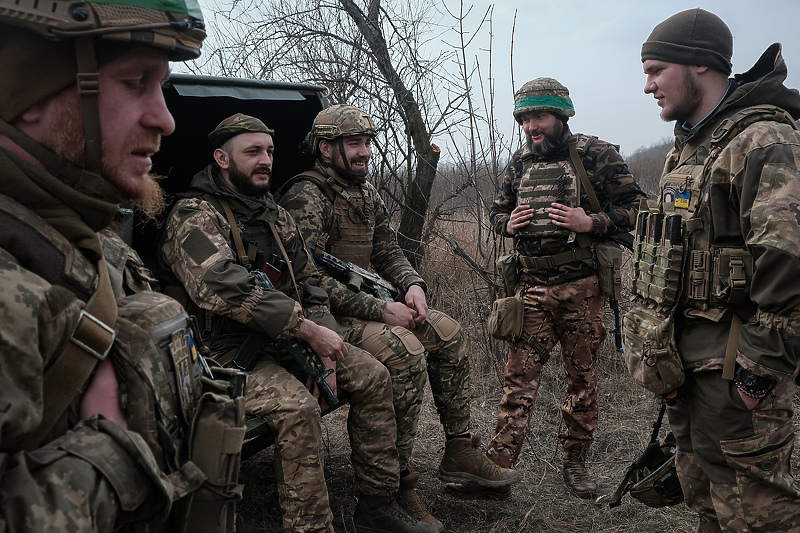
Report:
0,0,206,201
610,431,684,509
513,77,575,124
308,104,377,155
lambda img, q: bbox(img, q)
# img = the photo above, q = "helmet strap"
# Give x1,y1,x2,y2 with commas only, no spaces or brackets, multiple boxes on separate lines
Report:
74,37,103,175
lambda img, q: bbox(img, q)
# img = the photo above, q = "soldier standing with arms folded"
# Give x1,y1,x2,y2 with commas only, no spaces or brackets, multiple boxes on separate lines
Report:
633,8,800,531
160,113,438,533
279,104,518,528
0,0,246,530
467,78,645,500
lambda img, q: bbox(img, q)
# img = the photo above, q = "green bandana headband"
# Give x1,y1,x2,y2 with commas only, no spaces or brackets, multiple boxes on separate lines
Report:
514,95,575,113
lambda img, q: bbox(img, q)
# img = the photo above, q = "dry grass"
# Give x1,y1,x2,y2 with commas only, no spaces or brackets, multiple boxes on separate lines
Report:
235,222,799,532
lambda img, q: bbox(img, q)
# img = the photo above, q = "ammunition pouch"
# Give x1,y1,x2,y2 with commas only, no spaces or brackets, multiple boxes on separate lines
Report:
496,251,519,298
113,291,245,532
594,240,622,299
632,223,683,307
622,305,685,396
488,296,524,342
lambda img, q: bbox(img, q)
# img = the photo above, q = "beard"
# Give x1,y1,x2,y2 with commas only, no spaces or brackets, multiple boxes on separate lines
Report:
227,155,272,198
528,119,565,158
661,66,704,123
42,91,166,218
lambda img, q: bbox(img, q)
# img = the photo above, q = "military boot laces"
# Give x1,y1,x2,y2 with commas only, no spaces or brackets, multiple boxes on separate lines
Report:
438,433,519,487
562,448,598,499
353,494,440,533
396,472,444,531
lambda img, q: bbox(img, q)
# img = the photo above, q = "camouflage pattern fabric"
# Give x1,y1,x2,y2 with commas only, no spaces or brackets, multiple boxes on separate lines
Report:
653,44,800,531
486,276,606,468
0,149,178,530
339,312,470,468
212,340,397,533
668,367,800,532
490,128,645,286
279,165,472,469
161,165,400,531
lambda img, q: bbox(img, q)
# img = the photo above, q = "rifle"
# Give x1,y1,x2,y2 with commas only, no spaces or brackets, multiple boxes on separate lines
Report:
306,243,399,302
232,333,339,409
239,268,340,408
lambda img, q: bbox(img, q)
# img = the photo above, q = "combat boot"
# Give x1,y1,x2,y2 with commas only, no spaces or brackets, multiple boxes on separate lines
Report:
396,472,444,531
562,447,597,499
438,433,518,487
353,494,440,533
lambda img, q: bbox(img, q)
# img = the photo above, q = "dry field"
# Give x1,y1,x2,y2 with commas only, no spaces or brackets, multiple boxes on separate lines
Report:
236,221,799,532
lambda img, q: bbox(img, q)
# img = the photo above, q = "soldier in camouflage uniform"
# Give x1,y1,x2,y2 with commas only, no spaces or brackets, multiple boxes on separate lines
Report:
160,113,437,533
639,9,800,531
0,1,245,531
278,104,518,527
469,78,645,500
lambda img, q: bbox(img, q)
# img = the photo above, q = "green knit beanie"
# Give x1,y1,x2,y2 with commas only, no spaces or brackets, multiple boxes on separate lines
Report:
641,8,732,75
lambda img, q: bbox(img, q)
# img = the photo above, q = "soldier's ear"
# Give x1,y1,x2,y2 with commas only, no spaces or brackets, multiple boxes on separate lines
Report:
213,147,230,169
318,139,334,160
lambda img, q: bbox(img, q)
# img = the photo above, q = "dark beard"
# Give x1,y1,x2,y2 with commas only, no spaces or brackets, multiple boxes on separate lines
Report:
528,120,565,158
228,156,272,198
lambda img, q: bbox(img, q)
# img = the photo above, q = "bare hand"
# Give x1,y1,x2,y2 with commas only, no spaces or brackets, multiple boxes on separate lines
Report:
297,319,348,362
738,388,760,410
80,358,128,429
404,284,428,326
506,205,536,235
547,202,593,233
383,301,418,328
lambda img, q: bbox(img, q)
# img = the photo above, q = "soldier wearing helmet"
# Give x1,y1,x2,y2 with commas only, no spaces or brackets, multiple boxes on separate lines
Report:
0,2,246,531
160,113,438,533
279,104,518,527
466,78,645,500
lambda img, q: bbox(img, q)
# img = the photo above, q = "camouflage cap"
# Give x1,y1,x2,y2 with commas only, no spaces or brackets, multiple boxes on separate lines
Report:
308,104,376,153
208,113,275,149
513,77,575,124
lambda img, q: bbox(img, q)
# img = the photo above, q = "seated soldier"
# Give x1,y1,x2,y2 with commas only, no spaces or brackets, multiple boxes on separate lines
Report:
160,113,438,533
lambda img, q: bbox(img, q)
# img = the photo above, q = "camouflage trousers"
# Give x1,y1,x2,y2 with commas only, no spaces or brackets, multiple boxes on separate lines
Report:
338,309,470,469
220,341,398,533
668,368,800,532
486,276,606,469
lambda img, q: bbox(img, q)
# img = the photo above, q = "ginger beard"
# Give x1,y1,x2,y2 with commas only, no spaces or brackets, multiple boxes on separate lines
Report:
46,90,166,220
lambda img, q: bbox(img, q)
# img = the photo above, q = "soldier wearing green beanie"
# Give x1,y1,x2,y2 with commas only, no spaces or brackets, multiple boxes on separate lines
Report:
452,77,646,500
634,8,800,530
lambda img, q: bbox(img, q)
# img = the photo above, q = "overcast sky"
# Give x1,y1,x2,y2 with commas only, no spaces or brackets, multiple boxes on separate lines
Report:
194,0,799,157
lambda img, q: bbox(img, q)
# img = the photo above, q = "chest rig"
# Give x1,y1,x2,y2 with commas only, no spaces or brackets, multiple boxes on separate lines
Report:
516,135,597,239
284,170,375,269
632,105,797,314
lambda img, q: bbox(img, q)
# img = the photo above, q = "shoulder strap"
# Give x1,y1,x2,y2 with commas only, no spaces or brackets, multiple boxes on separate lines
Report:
268,222,303,304
568,139,602,214
280,170,339,203
218,197,251,268
22,256,118,450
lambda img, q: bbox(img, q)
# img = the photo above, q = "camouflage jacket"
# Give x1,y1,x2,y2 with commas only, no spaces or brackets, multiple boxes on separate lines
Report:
279,162,426,323
0,148,174,531
663,44,800,378
160,165,338,347
491,128,646,285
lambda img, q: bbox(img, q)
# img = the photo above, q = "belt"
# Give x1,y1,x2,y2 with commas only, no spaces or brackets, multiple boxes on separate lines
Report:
517,246,593,272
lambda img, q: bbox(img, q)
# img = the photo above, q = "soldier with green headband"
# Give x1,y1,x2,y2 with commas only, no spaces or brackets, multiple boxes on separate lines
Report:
455,77,645,499
0,1,247,531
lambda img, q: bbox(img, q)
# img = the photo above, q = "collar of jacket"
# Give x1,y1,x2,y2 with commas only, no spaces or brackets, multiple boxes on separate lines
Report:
189,164,278,223
0,147,115,258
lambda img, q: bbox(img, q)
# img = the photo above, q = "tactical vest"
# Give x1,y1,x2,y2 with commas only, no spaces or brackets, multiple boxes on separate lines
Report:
282,170,375,269
0,193,244,532
516,134,597,239
632,105,798,314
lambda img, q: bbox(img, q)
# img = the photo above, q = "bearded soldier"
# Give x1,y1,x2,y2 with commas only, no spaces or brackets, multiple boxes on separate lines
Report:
0,1,245,531
160,113,438,533
278,104,518,527
634,8,800,531
473,78,645,500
